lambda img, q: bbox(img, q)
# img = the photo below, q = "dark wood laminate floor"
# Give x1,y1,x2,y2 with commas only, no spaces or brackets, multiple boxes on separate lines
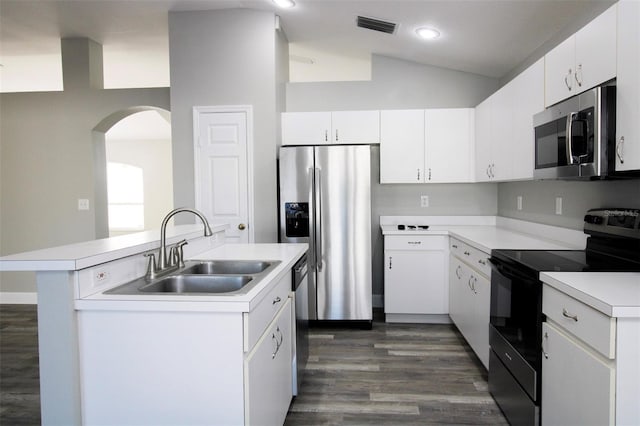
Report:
286,313,508,426
0,304,40,426
0,305,507,426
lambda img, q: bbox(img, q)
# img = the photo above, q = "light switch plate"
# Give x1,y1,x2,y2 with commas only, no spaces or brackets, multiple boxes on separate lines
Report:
555,197,562,215
517,196,523,211
420,195,429,208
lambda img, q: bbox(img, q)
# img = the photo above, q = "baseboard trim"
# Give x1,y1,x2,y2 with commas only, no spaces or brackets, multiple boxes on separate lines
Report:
0,292,37,304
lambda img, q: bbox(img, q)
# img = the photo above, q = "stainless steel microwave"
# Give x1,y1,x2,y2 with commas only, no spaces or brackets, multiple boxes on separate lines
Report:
533,86,615,180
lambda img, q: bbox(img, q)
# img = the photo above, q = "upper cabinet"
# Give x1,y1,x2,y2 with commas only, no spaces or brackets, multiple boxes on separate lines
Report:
281,110,380,145
380,108,474,183
475,58,544,182
615,0,640,172
544,4,617,107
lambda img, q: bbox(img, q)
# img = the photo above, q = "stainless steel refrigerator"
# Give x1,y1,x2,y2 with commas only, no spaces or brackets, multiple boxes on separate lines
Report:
278,145,372,323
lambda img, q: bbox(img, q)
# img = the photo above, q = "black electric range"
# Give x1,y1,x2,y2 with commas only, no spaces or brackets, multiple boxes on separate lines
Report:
488,208,640,426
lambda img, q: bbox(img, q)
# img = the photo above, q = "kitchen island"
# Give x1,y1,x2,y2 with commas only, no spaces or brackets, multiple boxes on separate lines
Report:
0,226,307,425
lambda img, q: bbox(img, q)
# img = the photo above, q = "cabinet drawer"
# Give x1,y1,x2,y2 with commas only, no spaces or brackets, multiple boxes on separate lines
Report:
244,273,291,352
543,284,616,359
386,235,446,250
450,238,491,277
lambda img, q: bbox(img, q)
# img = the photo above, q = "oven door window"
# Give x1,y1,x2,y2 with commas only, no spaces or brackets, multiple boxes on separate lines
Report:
535,118,567,169
490,264,543,369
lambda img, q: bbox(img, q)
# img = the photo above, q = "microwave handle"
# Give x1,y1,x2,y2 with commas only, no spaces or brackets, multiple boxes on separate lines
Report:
565,112,578,165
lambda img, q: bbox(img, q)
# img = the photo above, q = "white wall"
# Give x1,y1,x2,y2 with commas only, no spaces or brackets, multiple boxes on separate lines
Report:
169,8,285,243
0,39,170,294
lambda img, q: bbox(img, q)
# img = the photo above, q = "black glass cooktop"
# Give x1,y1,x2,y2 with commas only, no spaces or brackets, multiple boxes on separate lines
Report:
491,249,640,274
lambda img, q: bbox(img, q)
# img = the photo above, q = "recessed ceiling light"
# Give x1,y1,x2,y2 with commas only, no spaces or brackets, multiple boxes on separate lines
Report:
273,0,295,8
416,27,441,40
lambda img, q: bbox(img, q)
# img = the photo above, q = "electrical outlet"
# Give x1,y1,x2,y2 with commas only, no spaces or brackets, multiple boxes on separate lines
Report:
555,197,563,215
420,195,429,208
517,196,523,211
78,199,90,211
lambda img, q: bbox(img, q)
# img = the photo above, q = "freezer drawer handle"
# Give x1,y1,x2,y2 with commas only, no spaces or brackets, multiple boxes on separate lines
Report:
562,308,578,322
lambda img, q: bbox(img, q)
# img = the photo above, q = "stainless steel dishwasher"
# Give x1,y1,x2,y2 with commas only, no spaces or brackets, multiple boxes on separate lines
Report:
291,253,309,396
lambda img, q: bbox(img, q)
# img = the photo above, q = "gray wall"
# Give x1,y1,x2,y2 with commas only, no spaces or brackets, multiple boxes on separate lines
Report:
498,180,640,230
285,55,500,299
0,39,169,294
168,9,285,243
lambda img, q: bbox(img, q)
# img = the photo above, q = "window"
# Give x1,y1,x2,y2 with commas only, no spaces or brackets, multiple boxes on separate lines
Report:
107,162,144,231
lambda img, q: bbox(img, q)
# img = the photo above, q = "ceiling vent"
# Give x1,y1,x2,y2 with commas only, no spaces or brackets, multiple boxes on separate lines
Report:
356,16,397,35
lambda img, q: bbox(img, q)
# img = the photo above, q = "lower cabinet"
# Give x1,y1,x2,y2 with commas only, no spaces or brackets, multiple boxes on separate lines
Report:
78,274,294,426
448,238,491,368
384,235,448,322
541,321,614,426
245,299,292,426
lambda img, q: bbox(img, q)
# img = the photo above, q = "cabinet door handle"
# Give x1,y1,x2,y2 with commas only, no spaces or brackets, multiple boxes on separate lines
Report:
272,296,282,305
455,265,462,279
574,64,583,87
542,331,549,359
490,164,495,178
617,136,625,164
486,165,491,178
388,256,392,270
467,276,474,291
463,251,470,256
565,68,573,91
417,168,421,181
335,129,339,142
272,333,279,359
324,130,328,142
428,168,432,181
452,244,458,249
562,308,578,322
478,259,486,266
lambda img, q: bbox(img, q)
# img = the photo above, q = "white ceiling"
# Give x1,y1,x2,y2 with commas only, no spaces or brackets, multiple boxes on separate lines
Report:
0,0,616,92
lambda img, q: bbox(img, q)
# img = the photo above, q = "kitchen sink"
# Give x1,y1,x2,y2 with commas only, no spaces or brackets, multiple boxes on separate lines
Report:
181,260,272,275
139,274,252,294
103,259,281,296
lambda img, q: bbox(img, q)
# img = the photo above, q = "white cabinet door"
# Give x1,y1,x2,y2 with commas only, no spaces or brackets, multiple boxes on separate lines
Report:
281,112,331,145
541,322,615,426
449,256,470,330
511,59,544,180
425,108,474,183
490,83,514,181
380,109,425,183
245,299,292,426
545,36,576,107
616,0,640,172
331,110,380,144
474,96,493,182
469,272,490,368
574,4,617,93
545,4,617,107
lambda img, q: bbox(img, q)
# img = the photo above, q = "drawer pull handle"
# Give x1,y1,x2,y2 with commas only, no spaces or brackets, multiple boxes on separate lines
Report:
452,244,458,249
478,259,486,265
504,352,512,362
273,296,282,305
408,241,421,245
464,251,470,256
562,309,578,322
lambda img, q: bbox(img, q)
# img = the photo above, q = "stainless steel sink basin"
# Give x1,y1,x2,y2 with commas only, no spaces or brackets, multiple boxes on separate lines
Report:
103,259,281,296
181,260,272,275
139,275,252,294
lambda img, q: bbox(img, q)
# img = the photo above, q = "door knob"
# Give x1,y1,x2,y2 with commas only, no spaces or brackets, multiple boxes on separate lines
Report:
238,223,246,230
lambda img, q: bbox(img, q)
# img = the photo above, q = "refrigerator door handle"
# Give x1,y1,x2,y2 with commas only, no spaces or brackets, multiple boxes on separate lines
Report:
314,167,323,272
308,167,317,271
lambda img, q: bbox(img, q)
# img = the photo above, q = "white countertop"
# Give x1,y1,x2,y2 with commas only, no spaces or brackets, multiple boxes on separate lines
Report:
541,272,640,318
0,224,228,271
75,243,308,312
381,224,580,252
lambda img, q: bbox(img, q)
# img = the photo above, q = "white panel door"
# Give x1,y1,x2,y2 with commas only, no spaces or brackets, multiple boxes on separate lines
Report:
331,110,380,144
194,109,250,243
281,112,331,145
545,36,576,107
474,97,493,182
